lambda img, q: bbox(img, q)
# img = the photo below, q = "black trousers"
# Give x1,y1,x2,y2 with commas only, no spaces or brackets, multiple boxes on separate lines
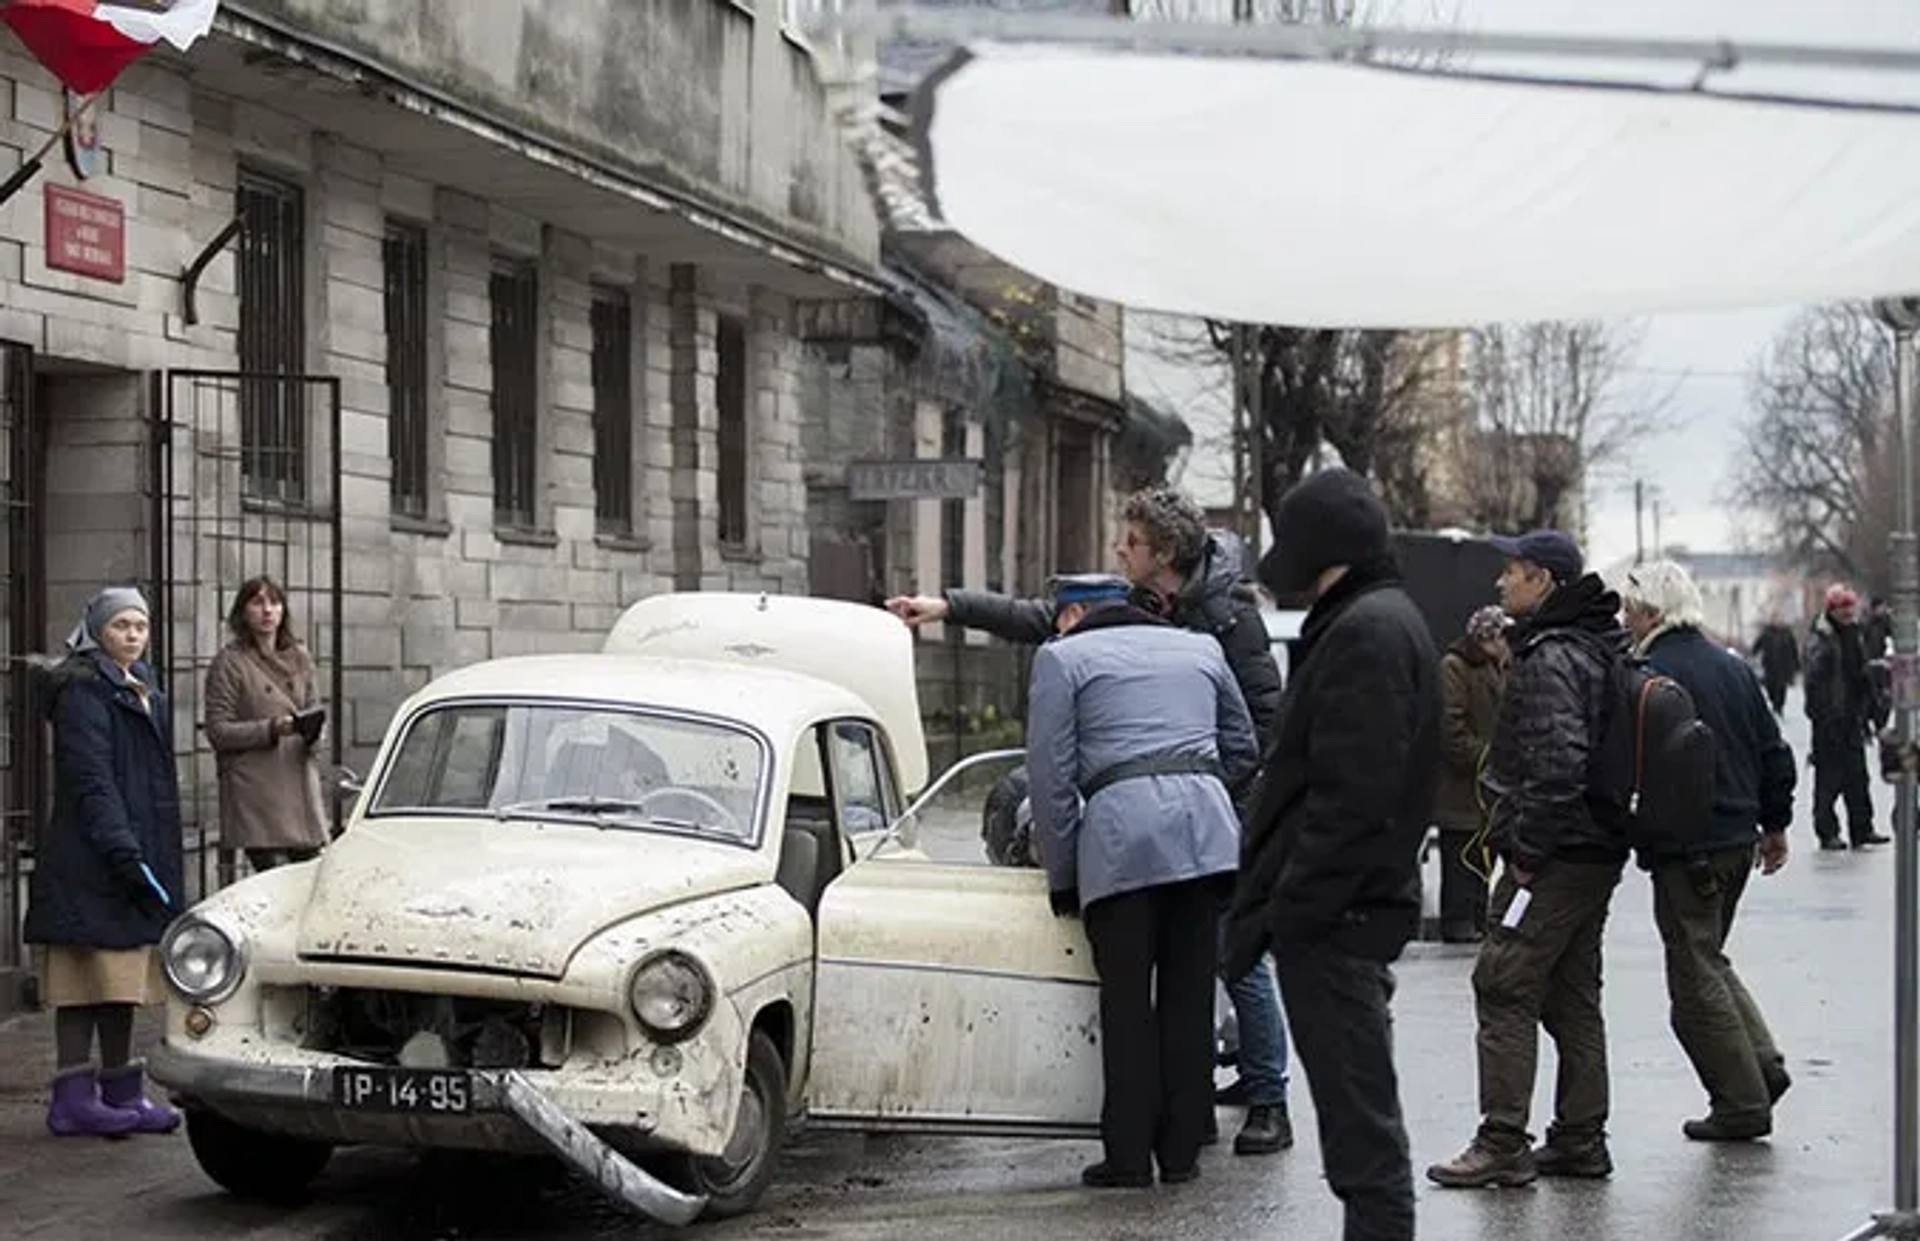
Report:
1278,940,1415,1241
1437,829,1488,934
1811,730,1874,844
1082,876,1222,1177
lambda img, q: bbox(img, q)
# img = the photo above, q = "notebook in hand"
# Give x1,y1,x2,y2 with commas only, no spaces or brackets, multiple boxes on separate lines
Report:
292,704,326,746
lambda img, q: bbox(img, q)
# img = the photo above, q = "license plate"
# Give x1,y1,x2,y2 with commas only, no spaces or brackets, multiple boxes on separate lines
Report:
332,1066,473,1115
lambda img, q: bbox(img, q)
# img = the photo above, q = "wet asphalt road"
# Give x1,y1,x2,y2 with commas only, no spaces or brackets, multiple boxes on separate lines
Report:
2,686,1909,1240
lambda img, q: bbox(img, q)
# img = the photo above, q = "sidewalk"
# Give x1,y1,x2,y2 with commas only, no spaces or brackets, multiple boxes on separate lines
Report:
0,1007,367,1240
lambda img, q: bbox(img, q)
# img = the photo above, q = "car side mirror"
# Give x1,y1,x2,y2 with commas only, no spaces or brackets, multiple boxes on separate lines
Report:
335,765,364,797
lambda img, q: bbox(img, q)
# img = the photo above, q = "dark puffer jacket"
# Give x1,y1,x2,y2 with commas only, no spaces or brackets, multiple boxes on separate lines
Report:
1228,563,1441,968
1804,612,1878,743
1480,574,1631,873
24,653,185,950
945,530,1283,741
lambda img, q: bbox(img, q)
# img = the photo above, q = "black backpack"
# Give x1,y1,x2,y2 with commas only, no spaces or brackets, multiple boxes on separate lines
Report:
1588,650,1718,865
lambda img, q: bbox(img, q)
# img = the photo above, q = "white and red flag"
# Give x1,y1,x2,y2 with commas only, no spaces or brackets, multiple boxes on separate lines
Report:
2,0,219,96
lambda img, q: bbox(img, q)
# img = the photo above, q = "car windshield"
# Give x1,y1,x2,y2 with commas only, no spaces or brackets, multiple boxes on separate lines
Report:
367,702,765,844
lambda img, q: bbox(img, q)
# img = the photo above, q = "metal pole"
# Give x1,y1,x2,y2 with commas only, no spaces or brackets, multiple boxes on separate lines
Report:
1634,479,1645,564
1890,321,1919,1218
1844,298,1920,1241
1247,326,1265,558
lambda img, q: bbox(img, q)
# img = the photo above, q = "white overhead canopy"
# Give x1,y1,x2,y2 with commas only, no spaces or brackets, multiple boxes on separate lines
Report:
809,7,1920,327
912,46,1920,327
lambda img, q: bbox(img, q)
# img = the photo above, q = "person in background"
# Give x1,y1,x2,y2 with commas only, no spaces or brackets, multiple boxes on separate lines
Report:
888,486,1296,1156
1749,618,1801,716
1620,560,1796,1142
1865,594,1894,661
1428,530,1629,1189
204,576,332,874
1803,583,1890,851
23,586,184,1137
1027,573,1260,1189
1434,604,1510,944
1228,468,1441,1241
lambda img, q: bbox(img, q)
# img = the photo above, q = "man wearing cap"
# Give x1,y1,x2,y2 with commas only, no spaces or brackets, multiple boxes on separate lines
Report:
1226,468,1440,1241
1026,572,1261,1189
888,485,1297,1157
1429,529,1632,1189
1805,583,1890,850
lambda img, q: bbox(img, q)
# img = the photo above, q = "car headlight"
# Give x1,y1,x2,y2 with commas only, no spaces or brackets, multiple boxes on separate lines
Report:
161,918,244,1005
626,950,714,1043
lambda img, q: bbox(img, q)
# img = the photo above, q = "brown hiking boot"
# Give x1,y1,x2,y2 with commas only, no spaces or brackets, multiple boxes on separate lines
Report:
1426,1138,1537,1189
1534,1132,1613,1178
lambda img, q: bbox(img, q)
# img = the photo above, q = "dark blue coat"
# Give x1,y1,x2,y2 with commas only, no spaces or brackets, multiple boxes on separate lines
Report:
24,654,185,950
1643,626,1797,857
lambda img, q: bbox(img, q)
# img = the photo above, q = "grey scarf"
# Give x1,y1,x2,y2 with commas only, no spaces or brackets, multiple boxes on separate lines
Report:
65,586,150,655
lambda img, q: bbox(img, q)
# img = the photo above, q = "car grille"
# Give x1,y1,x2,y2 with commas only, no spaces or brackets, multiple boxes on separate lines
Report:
304,987,570,1069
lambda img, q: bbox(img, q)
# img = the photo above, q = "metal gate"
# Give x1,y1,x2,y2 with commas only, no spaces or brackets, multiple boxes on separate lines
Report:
150,370,343,904
0,342,42,1002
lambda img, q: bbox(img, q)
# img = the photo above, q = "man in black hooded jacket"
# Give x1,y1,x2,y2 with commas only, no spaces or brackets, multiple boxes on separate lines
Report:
1226,467,1439,1241
1428,529,1631,1190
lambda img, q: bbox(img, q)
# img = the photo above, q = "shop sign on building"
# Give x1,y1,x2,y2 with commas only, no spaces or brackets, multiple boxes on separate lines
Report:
847,458,982,501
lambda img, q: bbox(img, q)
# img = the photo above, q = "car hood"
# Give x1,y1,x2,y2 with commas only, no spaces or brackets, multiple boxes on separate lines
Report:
295,817,769,978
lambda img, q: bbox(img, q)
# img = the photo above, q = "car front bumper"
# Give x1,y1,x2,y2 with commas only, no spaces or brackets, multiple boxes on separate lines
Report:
150,1040,707,1225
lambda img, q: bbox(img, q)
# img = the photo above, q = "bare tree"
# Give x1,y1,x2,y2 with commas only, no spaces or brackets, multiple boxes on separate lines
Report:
1456,321,1666,534
1733,302,1893,589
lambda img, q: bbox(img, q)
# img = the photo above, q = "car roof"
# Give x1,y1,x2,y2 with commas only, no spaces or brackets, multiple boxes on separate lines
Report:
404,653,878,742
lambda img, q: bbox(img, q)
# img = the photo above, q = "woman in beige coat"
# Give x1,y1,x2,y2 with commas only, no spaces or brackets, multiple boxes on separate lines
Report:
203,576,330,872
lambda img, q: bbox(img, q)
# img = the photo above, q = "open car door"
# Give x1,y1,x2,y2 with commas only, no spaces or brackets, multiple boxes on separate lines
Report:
805,852,1103,1135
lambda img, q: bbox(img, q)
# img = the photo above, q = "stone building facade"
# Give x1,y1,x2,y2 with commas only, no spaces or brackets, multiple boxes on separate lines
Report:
0,0,879,1000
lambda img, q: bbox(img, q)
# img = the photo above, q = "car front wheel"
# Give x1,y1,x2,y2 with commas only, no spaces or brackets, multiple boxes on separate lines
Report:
185,1108,334,1203
668,1029,787,1219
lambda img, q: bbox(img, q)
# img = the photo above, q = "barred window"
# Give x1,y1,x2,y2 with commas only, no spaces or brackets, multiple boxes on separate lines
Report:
715,315,749,546
383,221,430,519
236,168,306,502
590,286,634,535
489,259,540,530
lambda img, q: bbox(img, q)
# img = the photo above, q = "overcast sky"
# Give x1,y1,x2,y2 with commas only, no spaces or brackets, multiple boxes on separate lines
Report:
1129,0,1920,571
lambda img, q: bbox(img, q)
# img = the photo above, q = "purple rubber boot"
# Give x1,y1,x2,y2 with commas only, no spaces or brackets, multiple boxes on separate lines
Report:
46,1066,141,1138
99,1062,181,1135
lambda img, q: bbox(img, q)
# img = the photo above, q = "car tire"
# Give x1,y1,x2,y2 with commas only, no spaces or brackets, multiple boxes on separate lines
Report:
185,1108,334,1203
668,1029,787,1220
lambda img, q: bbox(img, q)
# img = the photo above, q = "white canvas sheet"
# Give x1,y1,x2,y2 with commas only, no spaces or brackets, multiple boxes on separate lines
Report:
914,45,1920,326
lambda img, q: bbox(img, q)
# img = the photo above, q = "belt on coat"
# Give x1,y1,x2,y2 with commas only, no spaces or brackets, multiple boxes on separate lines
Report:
1080,751,1225,801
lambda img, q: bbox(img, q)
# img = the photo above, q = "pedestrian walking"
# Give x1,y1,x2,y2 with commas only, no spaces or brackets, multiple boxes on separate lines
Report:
1434,604,1509,943
1428,529,1629,1189
23,586,184,1138
888,484,1296,1155
1026,573,1261,1188
1750,619,1800,716
1620,560,1796,1141
1804,583,1890,851
203,576,331,874
1227,468,1440,1241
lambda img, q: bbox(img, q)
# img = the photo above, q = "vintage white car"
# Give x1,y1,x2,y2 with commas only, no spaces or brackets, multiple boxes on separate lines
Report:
150,592,1105,1224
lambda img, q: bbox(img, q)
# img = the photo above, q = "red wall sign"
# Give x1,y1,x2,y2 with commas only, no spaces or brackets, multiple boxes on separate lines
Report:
44,184,125,283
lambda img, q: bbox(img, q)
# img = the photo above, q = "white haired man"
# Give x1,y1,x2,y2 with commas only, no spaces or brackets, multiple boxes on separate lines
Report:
1620,559,1797,1141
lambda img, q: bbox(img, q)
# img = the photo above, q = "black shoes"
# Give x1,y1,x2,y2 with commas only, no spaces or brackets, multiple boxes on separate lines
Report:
1234,1104,1294,1155
1534,1132,1614,1178
1080,1162,1153,1189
